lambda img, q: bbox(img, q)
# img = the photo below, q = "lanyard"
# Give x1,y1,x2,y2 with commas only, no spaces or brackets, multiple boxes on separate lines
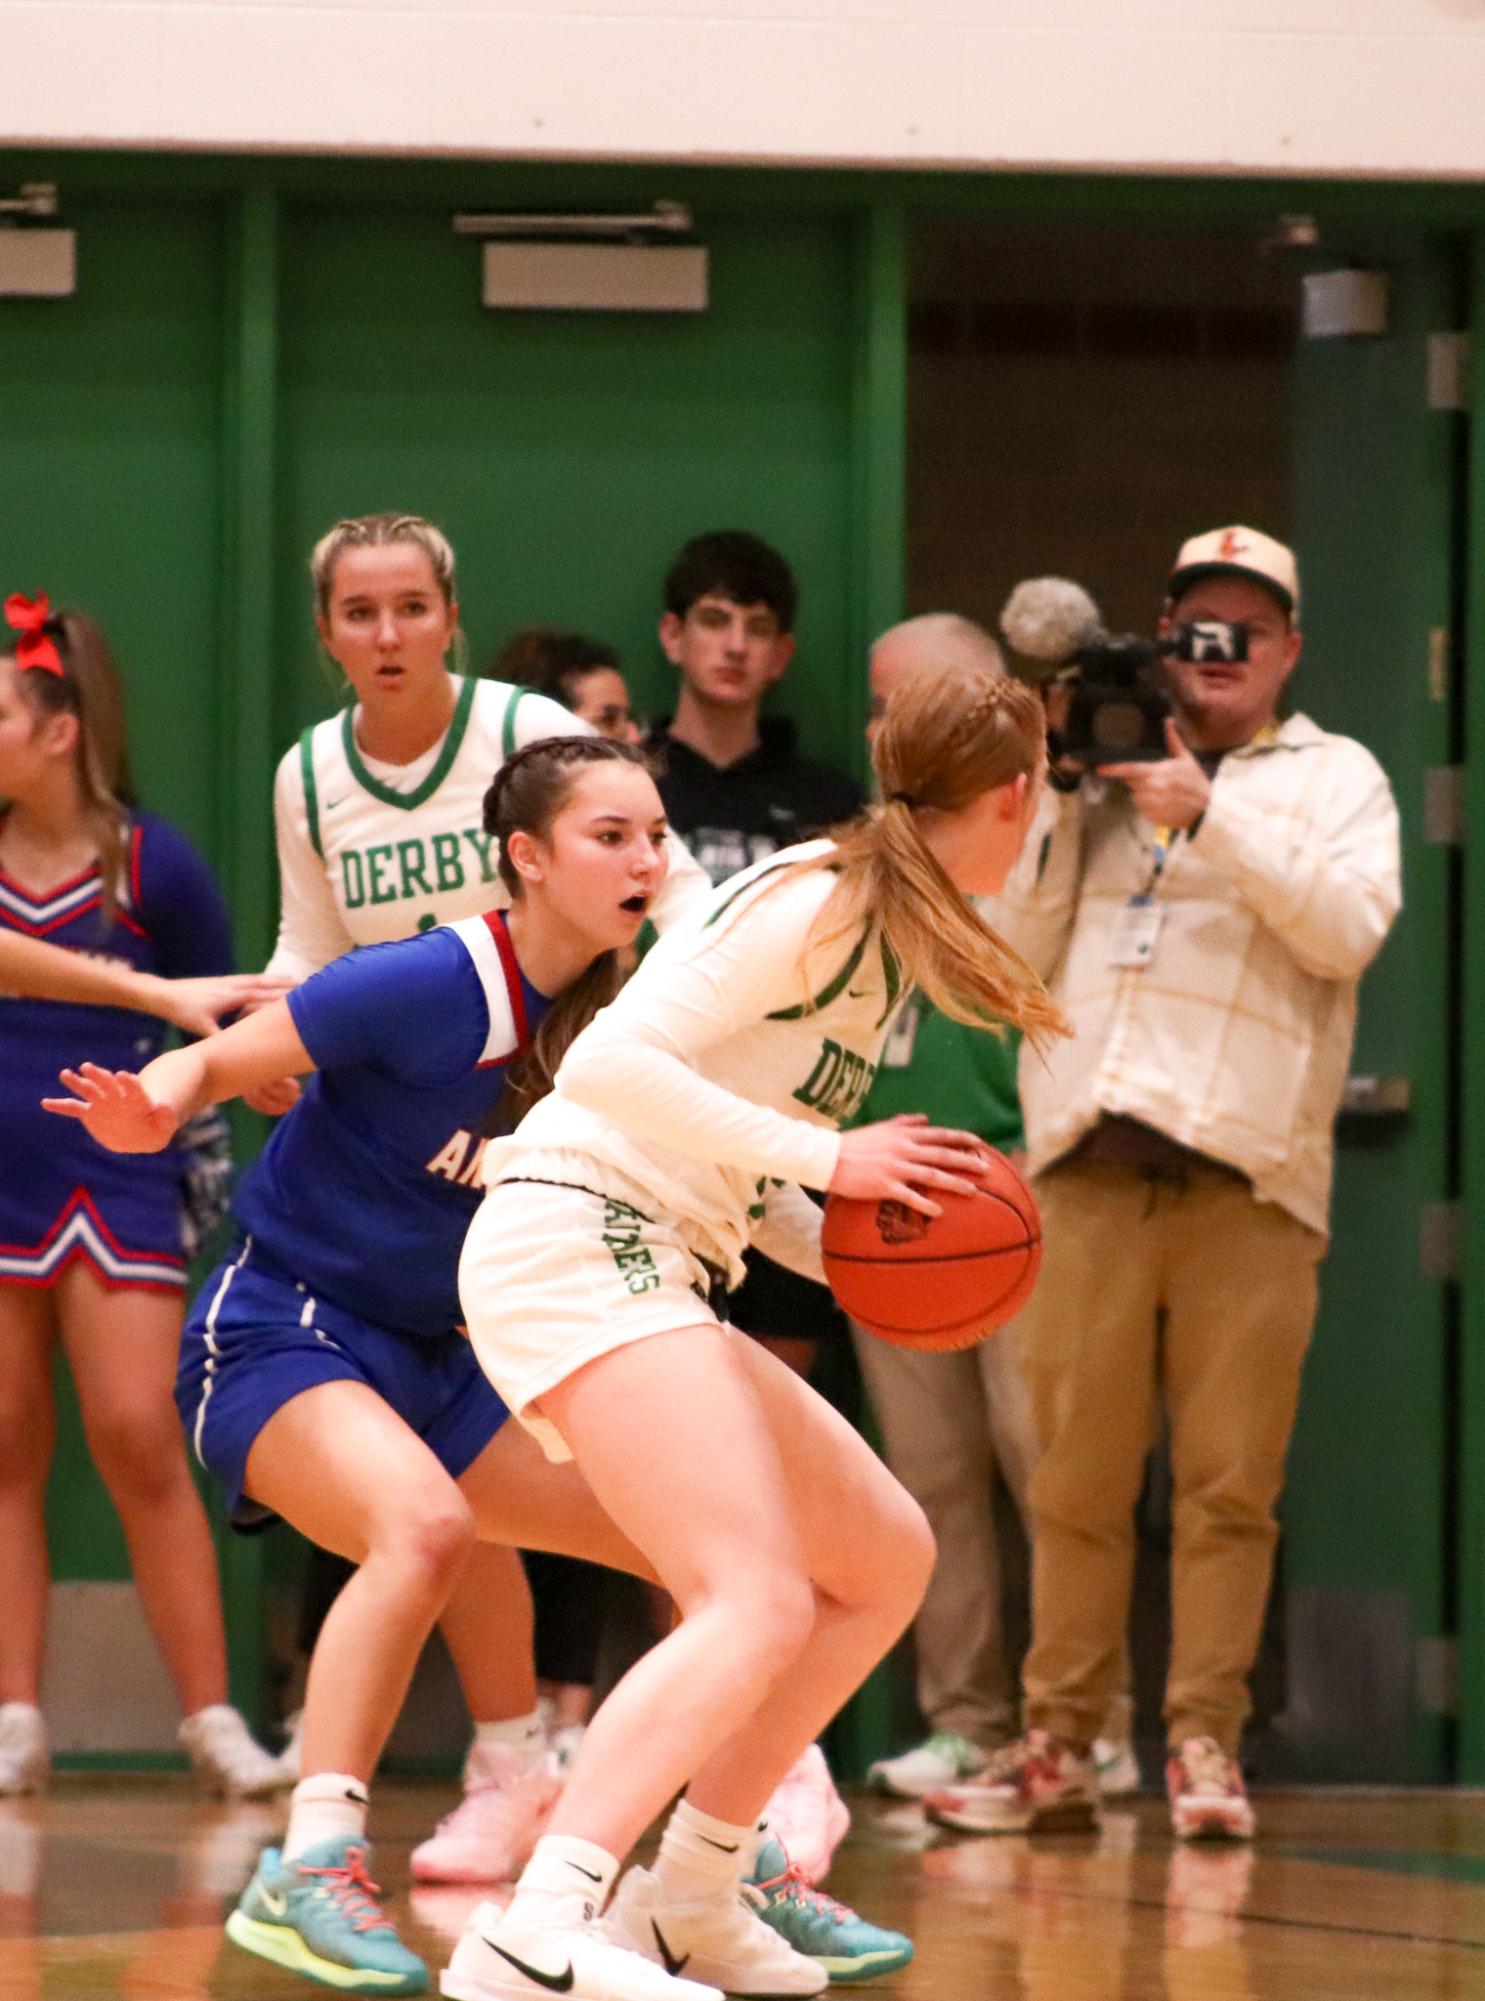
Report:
1140,826,1180,901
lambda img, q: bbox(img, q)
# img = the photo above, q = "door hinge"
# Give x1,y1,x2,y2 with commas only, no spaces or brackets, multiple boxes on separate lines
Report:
1424,765,1465,846
1419,1201,1463,1283
1415,1636,1459,1716
1428,331,1470,412
1429,627,1451,705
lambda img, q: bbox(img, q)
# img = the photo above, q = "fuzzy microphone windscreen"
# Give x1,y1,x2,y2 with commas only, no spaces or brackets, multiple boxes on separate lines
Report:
999,578,1103,665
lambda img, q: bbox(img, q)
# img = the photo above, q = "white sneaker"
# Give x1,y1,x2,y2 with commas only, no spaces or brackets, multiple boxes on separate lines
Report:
413,1745,562,1884
758,1745,848,1886
178,1704,289,1798
867,1730,990,1800
611,1864,827,1998
550,1723,586,1772
1093,1737,1142,1798
0,1705,48,1797
442,1893,724,2001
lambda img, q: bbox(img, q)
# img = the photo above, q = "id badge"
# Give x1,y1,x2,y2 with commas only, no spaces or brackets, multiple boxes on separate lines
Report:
1109,895,1164,971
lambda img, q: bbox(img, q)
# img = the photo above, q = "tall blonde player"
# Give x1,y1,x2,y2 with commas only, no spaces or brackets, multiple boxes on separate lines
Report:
445,662,1066,2001
260,514,706,1885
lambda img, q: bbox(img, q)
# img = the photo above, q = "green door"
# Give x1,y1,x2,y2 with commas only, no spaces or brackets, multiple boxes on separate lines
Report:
1283,233,1461,1781
273,202,865,766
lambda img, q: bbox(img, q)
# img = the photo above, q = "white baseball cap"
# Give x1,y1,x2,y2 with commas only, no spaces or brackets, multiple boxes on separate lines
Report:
1167,525,1300,617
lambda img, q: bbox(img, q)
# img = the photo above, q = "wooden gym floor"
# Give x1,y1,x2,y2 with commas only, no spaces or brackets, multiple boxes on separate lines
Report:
4,1781,1485,1998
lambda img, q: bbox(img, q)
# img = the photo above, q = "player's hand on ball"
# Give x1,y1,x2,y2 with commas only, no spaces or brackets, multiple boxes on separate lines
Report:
244,1075,303,1117
43,1064,180,1153
831,1113,991,1218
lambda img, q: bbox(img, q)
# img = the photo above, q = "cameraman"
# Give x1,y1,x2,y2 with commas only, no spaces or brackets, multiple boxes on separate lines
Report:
924,526,1400,1844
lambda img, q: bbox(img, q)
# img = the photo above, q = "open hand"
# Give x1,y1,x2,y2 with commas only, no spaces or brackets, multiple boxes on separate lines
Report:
1103,719,1211,830
157,972,292,1038
831,1113,992,1218
43,1063,180,1153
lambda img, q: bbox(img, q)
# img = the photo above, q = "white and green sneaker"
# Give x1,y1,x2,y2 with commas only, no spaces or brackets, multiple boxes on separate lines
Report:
744,1836,913,1984
866,1732,989,1800
226,1837,428,1993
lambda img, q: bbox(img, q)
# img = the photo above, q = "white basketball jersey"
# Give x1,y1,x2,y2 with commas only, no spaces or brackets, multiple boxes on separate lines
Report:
266,673,708,980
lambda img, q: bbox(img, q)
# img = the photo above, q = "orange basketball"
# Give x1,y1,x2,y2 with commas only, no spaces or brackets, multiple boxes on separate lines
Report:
821,1150,1043,1351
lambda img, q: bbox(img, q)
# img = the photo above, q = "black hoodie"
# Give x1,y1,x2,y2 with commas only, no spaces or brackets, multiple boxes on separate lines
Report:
648,716,864,886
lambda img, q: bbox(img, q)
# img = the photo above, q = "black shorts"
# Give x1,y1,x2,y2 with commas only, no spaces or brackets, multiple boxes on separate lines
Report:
727,1247,848,1347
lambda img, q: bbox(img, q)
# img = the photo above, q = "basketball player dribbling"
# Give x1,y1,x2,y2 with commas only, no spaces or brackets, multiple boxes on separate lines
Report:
447,660,1068,2001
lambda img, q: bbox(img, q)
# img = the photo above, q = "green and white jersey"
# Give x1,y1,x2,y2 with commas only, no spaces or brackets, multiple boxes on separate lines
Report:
266,673,708,978
486,840,911,1280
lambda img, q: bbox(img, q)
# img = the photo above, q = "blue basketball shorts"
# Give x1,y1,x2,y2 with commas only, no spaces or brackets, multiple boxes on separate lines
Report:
176,1238,510,1529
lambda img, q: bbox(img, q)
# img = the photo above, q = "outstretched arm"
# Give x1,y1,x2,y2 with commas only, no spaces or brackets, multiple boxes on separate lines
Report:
44,999,315,1153
0,932,286,1035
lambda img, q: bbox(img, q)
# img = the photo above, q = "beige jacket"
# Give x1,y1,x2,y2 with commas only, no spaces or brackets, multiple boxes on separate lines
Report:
995,713,1401,1236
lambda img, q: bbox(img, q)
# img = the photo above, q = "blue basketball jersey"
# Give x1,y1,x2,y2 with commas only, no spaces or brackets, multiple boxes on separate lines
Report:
232,912,548,1335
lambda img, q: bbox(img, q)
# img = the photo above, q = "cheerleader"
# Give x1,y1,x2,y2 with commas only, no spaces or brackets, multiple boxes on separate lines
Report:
258,514,706,1888
0,593,283,1797
445,662,1066,2001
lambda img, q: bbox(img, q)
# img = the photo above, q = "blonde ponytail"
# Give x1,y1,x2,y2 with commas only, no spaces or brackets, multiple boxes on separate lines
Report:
789,662,1068,1047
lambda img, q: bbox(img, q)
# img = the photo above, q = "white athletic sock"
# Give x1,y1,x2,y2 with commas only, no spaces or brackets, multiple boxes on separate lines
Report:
504,1834,620,1928
468,1708,548,1777
283,1773,370,1862
653,1799,757,1906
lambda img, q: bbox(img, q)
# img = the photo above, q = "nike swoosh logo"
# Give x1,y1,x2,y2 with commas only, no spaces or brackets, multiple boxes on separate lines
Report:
324,796,348,810
568,1863,603,1883
484,1941,575,1994
699,1834,739,1853
261,1888,288,1918
652,1921,690,1978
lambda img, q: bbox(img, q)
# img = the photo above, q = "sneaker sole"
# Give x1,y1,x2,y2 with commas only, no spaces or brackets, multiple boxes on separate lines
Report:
1173,1812,1254,1843
226,1909,428,1994
925,1797,1098,1836
817,1942,915,1982
411,1854,522,1885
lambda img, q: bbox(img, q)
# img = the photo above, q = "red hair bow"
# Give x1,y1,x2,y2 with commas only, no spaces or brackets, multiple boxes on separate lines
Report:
5,592,65,677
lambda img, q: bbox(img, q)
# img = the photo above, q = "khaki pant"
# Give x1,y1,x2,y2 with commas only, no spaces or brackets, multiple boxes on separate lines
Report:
853,1321,1040,1745
1019,1160,1323,1756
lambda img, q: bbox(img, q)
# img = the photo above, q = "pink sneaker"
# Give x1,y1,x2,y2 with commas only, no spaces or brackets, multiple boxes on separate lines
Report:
760,1744,850,1885
924,1729,1098,1835
1166,1737,1255,1842
409,1743,562,1884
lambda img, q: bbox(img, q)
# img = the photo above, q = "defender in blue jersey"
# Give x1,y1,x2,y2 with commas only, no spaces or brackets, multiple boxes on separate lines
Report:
48,738,670,1997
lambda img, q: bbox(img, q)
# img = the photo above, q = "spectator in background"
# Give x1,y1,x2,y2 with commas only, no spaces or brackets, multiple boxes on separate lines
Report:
646,530,861,1880
925,527,1401,1844
494,628,642,745
853,617,1137,1806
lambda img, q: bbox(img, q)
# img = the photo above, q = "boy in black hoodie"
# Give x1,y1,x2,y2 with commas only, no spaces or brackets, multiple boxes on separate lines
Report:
649,531,862,888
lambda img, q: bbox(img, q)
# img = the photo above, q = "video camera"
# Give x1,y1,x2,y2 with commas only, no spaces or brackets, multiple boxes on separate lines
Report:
1000,577,1247,766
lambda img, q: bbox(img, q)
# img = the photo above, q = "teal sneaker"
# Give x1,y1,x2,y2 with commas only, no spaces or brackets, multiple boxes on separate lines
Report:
744,1836,913,1984
225,1838,428,1994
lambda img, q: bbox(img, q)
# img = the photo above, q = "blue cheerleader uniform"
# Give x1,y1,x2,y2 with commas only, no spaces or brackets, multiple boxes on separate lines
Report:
176,911,543,1527
0,810,234,1293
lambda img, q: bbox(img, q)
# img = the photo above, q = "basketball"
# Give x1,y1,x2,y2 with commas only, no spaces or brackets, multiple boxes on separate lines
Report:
821,1150,1043,1351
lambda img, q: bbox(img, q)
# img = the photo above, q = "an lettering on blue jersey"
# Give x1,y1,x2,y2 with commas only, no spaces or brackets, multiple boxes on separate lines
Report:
601,1196,661,1295
425,1130,488,1187
792,1038,877,1124
341,827,499,913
